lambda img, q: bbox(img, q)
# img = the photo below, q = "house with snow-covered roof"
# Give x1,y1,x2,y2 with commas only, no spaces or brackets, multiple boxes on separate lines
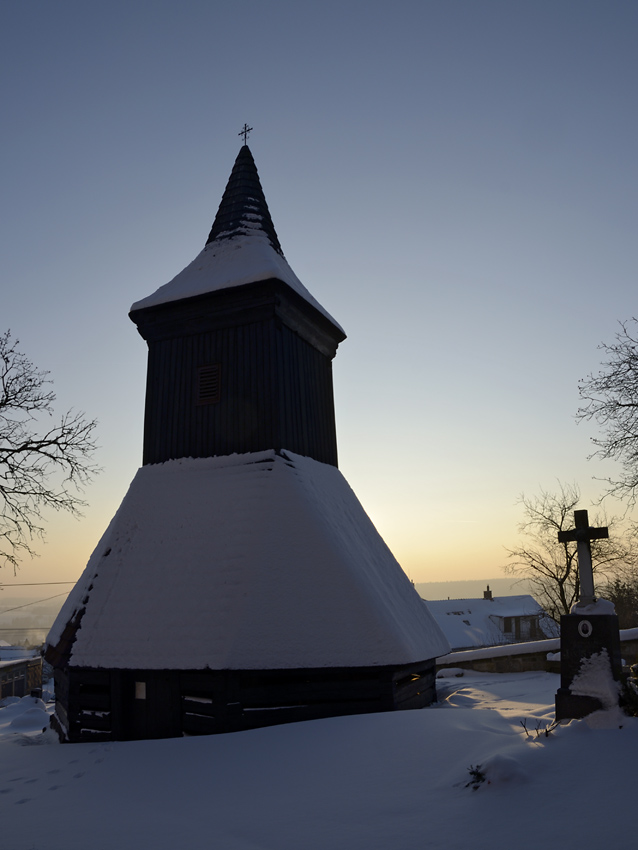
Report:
425,587,559,651
0,642,42,699
46,142,449,742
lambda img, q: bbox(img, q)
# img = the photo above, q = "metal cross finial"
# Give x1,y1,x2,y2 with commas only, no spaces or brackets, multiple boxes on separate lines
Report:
239,123,253,145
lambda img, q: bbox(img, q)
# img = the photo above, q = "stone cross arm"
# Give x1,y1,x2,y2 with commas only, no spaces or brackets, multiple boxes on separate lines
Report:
557,509,608,607
557,509,609,544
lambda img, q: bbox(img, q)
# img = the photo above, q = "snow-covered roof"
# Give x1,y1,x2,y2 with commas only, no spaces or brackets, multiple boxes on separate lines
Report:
129,232,342,329
425,595,558,651
48,450,449,670
0,646,39,662
130,146,343,333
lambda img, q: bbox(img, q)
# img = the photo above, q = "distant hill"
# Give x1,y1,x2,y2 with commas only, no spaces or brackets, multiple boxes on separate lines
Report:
0,595,68,646
416,577,533,601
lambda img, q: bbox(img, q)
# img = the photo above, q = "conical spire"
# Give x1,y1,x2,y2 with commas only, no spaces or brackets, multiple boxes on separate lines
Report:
130,145,344,335
205,145,283,255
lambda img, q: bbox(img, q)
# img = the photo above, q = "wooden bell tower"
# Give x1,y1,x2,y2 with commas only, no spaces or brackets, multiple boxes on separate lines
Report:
129,145,345,467
46,142,450,743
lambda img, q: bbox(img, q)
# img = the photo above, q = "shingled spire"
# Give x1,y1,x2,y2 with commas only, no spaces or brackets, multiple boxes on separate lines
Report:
130,144,339,326
205,145,283,255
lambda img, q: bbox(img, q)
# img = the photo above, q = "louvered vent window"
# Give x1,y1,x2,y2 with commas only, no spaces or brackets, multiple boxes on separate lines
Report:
197,365,221,405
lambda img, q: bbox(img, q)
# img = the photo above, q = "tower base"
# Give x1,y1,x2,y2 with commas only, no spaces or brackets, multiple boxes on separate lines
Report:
51,660,437,743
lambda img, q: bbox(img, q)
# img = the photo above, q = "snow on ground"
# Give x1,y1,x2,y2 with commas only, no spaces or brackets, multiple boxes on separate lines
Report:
1,671,636,850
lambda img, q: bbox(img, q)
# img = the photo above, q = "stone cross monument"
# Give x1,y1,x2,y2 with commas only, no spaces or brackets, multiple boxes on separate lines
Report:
557,509,608,607
555,509,622,720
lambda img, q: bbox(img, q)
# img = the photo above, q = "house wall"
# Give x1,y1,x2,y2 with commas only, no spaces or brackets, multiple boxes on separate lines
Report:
0,658,42,699
500,615,546,643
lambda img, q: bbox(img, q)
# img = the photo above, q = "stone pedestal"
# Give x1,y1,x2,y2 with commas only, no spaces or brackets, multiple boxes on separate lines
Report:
555,613,622,720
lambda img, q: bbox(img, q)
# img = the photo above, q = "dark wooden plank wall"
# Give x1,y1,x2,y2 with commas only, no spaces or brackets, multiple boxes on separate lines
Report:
142,319,338,466
54,667,112,743
59,661,437,742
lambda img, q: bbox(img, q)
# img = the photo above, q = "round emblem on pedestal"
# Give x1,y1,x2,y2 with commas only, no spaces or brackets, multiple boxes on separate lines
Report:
578,619,593,638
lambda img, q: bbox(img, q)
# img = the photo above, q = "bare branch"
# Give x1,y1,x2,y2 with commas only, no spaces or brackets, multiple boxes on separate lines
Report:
578,319,638,505
503,482,637,619
0,330,99,572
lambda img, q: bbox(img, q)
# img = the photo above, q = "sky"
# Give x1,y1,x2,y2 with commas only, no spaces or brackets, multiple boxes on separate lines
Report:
1,0,637,596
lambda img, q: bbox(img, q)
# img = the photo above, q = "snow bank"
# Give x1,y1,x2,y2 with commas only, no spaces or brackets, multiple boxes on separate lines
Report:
474,754,529,787
3,669,638,850
0,695,49,736
569,649,625,729
570,650,620,711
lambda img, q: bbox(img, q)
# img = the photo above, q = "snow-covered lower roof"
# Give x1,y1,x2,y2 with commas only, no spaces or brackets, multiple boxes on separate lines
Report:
48,450,449,670
425,596,558,651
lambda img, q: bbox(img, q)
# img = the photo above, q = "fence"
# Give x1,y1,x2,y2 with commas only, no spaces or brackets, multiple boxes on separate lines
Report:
436,627,638,674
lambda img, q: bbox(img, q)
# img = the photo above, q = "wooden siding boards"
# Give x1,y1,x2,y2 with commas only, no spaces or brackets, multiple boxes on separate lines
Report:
58,662,437,742
131,279,344,467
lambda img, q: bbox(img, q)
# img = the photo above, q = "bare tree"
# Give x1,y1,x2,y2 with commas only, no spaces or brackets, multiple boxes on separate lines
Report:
578,319,638,505
598,576,638,629
0,330,98,572
504,482,636,620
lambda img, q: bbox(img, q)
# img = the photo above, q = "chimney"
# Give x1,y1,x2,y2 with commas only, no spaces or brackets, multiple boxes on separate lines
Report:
483,585,493,601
